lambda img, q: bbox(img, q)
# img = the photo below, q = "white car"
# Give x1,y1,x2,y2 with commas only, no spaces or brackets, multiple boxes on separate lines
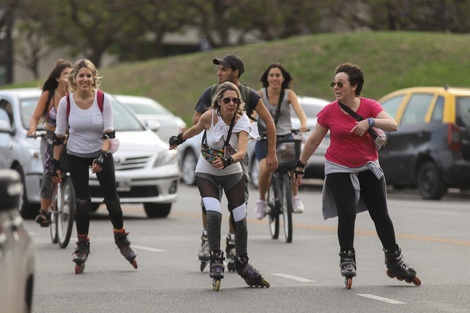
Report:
0,88,179,219
176,96,330,187
0,169,35,313
114,94,187,143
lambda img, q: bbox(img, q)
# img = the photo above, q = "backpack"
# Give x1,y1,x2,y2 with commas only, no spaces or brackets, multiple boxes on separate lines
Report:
209,83,255,121
66,89,105,121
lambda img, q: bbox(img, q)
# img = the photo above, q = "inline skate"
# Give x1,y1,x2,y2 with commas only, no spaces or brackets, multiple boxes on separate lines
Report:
210,250,225,291
73,237,90,274
234,254,270,288
198,229,210,271
114,231,138,269
225,233,236,272
384,246,421,286
339,250,356,289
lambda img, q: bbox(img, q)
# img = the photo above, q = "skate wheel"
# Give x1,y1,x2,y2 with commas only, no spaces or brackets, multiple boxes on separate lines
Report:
386,269,395,279
200,261,207,272
212,279,221,291
75,263,85,274
130,259,138,269
412,276,421,286
345,277,352,289
261,278,270,288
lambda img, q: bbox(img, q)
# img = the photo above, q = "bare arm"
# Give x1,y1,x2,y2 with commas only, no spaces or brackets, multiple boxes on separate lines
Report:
289,90,308,132
255,98,278,171
170,110,210,150
192,111,203,125
28,91,49,135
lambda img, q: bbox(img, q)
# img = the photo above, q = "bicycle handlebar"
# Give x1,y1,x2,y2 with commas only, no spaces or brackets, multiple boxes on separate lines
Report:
259,128,310,140
26,130,48,139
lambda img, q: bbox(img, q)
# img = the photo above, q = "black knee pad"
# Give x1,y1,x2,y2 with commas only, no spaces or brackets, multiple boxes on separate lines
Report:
75,198,91,215
104,197,121,215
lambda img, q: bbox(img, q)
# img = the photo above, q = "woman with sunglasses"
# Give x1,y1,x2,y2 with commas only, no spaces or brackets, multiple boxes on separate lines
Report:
169,82,269,290
294,63,420,288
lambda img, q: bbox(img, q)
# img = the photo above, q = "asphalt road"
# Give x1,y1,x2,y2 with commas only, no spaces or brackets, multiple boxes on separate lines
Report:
28,182,470,313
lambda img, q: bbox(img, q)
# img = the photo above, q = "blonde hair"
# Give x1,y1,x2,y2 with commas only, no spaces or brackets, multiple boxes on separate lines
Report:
67,59,102,92
211,81,245,115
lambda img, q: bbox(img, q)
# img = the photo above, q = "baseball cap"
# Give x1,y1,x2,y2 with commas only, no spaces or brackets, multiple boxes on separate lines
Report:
213,54,245,74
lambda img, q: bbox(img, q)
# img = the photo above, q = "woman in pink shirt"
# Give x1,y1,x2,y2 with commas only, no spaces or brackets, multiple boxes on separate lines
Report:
294,63,420,288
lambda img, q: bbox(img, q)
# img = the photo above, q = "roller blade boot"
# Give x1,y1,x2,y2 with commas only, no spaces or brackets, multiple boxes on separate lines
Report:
384,246,421,286
114,231,138,269
234,255,270,288
209,250,225,291
225,233,236,272
197,230,210,271
339,250,356,289
73,238,90,274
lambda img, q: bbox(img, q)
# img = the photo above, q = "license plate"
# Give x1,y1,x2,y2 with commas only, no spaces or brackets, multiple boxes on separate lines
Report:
116,179,131,192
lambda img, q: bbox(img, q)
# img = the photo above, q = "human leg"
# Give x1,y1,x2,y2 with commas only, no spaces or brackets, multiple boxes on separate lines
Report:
254,158,269,219
291,173,304,213
35,134,55,226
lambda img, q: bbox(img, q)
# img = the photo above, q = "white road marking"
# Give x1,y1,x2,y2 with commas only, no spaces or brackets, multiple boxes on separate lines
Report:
132,245,165,253
272,273,316,283
357,294,406,304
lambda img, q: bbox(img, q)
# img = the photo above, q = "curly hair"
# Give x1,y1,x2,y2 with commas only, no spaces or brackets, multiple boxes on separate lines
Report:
335,63,364,96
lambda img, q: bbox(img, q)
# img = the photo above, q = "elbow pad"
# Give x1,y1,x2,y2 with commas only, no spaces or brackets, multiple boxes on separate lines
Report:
101,131,116,140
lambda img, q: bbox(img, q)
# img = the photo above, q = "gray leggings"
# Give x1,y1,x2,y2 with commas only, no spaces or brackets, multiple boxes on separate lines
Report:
196,172,248,257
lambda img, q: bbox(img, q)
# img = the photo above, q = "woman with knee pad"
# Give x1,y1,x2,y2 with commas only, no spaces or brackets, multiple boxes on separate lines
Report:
169,81,269,289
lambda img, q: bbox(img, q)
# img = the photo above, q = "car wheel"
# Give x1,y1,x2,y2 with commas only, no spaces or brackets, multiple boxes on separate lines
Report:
417,161,447,200
249,155,260,189
14,165,39,219
181,149,197,186
144,203,171,218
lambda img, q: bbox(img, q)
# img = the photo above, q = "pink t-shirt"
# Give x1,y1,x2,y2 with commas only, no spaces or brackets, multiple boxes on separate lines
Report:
317,98,383,168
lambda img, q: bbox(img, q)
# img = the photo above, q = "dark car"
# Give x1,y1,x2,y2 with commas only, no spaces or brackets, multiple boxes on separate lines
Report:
378,86,470,199
0,169,35,313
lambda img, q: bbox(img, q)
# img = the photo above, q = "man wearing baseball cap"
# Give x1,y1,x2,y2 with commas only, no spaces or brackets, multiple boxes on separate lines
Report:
191,54,278,273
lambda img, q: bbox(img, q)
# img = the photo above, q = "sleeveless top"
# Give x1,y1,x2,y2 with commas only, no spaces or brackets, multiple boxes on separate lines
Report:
258,88,292,136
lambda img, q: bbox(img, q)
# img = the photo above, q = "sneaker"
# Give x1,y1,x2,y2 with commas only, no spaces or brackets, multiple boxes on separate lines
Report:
292,196,304,213
35,209,50,227
254,200,266,220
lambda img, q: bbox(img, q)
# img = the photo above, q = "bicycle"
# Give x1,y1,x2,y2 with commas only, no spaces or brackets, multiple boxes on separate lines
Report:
27,130,75,248
260,130,303,243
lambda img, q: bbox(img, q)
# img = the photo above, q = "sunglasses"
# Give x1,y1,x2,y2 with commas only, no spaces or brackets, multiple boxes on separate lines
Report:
330,81,348,88
221,97,241,104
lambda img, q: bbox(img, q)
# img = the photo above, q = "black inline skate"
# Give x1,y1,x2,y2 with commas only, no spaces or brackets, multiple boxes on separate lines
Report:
384,246,421,286
234,254,270,288
73,237,90,274
114,231,138,269
225,233,236,272
209,250,225,291
339,250,356,289
198,230,210,271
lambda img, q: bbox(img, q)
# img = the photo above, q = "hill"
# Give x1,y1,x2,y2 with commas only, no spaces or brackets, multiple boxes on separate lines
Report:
8,31,470,124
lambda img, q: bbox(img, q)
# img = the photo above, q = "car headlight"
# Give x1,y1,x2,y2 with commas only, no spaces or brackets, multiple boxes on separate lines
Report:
153,150,177,167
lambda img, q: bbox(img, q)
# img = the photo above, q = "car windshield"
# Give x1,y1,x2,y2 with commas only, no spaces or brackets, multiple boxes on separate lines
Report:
456,96,470,127
20,97,44,129
125,101,170,115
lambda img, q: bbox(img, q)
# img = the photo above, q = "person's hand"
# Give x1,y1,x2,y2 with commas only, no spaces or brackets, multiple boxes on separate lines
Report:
52,159,62,182
26,130,36,138
91,160,103,173
266,150,278,172
351,120,369,136
299,126,309,133
169,133,185,150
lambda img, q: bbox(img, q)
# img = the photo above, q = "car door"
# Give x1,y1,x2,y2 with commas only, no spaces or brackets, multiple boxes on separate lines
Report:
0,102,14,170
380,93,435,186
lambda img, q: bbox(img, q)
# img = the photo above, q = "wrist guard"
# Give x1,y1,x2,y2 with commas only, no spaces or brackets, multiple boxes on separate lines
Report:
94,150,108,166
169,133,185,146
296,159,307,168
53,135,65,146
52,159,60,176
294,169,305,178
221,156,234,168
101,131,116,140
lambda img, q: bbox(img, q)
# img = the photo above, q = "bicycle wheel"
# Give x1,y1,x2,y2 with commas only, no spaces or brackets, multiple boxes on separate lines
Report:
57,176,75,248
49,183,58,244
267,173,280,239
281,172,293,243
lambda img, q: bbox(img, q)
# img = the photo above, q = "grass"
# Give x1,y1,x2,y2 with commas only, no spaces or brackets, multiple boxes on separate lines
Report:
5,31,470,125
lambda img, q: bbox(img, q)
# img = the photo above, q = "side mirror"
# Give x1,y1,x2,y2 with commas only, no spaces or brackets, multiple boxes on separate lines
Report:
145,119,161,132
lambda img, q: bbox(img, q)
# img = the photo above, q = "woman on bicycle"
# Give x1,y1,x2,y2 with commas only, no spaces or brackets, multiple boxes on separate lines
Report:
52,59,137,273
27,59,72,227
169,82,269,289
294,62,419,287
254,63,308,220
